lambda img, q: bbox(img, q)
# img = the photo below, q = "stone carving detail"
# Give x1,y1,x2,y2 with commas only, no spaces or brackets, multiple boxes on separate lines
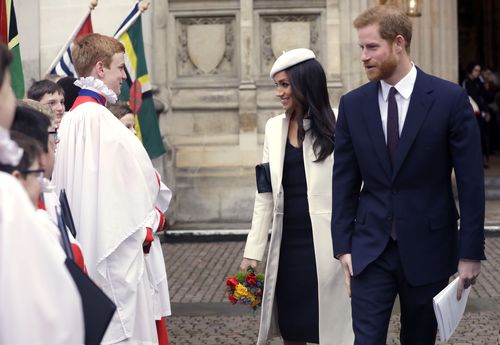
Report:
177,16,236,77
260,14,320,76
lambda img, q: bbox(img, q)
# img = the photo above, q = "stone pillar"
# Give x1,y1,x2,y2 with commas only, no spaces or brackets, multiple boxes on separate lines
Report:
325,0,343,106
151,0,176,220
338,0,373,94
239,0,258,150
17,0,40,87
411,0,458,82
152,0,169,91
151,0,170,137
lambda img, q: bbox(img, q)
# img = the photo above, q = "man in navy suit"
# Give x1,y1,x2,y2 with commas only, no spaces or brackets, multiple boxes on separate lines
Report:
331,5,486,345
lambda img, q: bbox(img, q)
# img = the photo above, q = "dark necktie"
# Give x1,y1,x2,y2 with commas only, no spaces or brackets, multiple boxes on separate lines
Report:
387,87,399,164
387,87,399,240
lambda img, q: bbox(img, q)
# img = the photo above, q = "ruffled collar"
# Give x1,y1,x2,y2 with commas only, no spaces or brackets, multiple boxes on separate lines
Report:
40,177,55,193
0,127,23,166
74,77,118,104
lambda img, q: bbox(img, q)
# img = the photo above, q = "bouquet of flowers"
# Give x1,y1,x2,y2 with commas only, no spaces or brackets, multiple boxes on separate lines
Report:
226,267,264,310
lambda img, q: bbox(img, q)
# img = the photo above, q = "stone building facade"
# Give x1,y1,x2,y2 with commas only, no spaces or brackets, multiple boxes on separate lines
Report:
21,0,459,226
151,0,458,226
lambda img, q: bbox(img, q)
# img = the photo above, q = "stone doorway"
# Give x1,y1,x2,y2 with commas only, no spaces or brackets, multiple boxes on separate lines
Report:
458,0,500,171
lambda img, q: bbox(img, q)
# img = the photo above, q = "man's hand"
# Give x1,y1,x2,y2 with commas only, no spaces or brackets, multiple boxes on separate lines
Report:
457,259,481,300
338,254,353,297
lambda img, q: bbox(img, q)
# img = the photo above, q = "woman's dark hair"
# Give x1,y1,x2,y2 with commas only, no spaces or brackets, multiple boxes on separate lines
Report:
465,62,480,75
0,43,13,87
286,58,335,162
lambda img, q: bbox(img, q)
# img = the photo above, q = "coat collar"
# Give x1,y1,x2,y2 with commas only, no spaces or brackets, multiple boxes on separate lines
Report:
269,115,289,195
361,81,392,179
392,67,434,178
269,115,317,195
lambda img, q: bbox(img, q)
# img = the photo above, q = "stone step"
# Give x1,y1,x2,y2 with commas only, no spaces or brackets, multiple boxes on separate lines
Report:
486,190,500,200
485,176,500,200
485,176,500,187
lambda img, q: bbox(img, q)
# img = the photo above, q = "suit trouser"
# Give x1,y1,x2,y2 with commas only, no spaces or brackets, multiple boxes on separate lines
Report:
351,239,448,345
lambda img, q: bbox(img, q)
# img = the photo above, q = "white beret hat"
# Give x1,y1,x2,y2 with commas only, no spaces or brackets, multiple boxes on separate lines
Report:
269,48,316,79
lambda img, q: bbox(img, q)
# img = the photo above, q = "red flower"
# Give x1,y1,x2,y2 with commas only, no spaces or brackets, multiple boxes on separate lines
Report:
228,292,238,304
226,277,239,289
246,272,257,286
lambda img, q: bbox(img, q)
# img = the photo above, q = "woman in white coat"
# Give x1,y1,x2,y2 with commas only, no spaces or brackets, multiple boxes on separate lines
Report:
240,48,353,345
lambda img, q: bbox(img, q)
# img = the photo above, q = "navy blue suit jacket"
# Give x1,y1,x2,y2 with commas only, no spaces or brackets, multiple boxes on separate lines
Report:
332,68,486,286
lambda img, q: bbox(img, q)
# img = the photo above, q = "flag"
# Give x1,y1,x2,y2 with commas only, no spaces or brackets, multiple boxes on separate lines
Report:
0,0,24,98
115,3,165,159
47,12,93,77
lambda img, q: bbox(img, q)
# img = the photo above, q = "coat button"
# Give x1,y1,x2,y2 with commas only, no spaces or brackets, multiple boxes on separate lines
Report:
387,215,393,221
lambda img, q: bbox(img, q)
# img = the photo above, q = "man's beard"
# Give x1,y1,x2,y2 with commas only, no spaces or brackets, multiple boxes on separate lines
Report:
366,53,398,81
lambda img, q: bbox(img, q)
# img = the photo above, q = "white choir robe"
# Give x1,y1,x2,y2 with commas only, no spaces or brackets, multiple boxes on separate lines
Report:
0,172,84,345
144,180,172,319
53,100,160,344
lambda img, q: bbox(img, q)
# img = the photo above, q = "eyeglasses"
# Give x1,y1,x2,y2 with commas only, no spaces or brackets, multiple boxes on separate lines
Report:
48,130,58,140
48,130,60,146
20,168,45,182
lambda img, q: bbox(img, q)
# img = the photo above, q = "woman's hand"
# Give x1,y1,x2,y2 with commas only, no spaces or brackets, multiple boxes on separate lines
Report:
240,258,258,271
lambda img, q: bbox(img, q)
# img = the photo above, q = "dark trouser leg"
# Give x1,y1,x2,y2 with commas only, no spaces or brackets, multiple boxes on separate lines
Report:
351,240,399,345
477,116,490,164
398,274,448,345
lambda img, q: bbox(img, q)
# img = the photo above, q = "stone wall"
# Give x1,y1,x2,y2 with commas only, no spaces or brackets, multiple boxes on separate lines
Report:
149,0,459,226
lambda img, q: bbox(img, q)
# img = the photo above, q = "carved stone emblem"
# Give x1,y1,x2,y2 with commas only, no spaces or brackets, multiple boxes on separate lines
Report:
260,14,320,76
176,16,236,77
187,24,226,74
271,22,311,58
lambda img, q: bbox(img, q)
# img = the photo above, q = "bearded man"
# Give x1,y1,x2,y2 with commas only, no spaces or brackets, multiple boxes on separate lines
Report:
331,5,486,345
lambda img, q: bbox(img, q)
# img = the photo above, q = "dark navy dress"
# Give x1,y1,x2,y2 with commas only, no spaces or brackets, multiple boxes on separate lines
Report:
275,140,319,343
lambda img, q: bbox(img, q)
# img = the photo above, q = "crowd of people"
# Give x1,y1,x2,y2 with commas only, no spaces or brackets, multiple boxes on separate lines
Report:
1,33,171,345
0,3,488,345
461,62,500,168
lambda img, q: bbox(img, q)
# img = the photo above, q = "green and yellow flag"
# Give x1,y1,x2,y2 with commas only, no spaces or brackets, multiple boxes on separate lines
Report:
0,0,24,98
114,3,165,159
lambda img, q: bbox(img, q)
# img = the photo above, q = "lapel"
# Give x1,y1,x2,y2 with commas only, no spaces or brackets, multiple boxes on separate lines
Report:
269,114,289,195
392,68,434,179
361,81,392,179
302,119,333,195
302,119,315,190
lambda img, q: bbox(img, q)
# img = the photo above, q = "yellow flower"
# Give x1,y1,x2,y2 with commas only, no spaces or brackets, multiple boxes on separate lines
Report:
233,284,249,299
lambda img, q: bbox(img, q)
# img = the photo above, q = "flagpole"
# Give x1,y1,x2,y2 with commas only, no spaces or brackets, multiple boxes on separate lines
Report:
113,1,150,39
45,0,98,75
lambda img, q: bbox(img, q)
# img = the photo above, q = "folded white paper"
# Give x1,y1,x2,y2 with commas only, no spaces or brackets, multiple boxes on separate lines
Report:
432,277,471,342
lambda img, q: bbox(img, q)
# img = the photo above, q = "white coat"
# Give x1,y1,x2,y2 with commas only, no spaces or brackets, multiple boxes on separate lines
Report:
243,114,354,345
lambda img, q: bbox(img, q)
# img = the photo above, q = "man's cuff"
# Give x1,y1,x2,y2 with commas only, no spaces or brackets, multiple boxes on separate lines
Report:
143,227,154,254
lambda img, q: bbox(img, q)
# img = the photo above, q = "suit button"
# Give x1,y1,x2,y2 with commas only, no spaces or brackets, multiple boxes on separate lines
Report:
387,215,393,221
392,189,398,194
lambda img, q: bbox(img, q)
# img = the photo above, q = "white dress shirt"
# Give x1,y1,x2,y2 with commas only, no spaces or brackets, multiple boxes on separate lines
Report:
378,64,417,142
